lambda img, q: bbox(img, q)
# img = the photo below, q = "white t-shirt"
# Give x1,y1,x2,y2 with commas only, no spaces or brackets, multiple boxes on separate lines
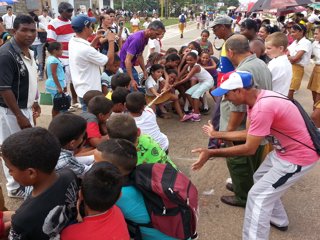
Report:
312,41,320,65
147,39,161,56
268,55,292,95
68,36,108,98
21,51,38,108
130,18,140,26
308,13,320,24
143,21,150,29
134,107,169,150
152,17,161,22
38,15,52,29
32,22,46,46
288,37,312,67
2,13,16,29
145,75,164,96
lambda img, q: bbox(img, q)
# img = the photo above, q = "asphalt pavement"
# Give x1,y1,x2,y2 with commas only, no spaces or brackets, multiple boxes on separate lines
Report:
1,21,320,240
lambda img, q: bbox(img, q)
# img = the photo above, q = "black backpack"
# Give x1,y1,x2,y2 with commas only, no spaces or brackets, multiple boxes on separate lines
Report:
260,96,320,155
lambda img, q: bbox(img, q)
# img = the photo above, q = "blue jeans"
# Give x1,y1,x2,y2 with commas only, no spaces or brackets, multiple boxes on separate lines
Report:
79,97,87,112
30,43,44,79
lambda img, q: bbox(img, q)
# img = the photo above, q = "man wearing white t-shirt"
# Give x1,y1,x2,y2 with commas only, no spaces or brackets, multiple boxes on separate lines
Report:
2,6,16,34
69,15,115,111
38,9,52,29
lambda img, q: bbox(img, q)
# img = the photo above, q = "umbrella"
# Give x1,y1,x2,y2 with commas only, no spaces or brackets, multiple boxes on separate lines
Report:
0,0,18,4
0,2,8,6
250,0,313,12
227,6,237,10
277,6,307,16
309,3,320,9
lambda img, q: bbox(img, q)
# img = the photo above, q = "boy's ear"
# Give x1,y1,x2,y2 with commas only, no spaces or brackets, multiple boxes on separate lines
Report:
27,168,38,180
137,128,141,137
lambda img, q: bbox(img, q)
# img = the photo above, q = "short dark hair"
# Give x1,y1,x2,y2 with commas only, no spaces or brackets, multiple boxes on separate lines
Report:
166,47,178,55
148,20,165,31
58,2,73,14
106,114,138,143
83,90,104,106
13,14,35,30
111,73,131,90
88,96,113,115
225,34,250,54
97,139,137,174
105,8,115,14
149,63,164,76
166,68,178,76
111,87,129,104
241,19,258,32
1,127,60,173
125,92,146,114
82,161,123,212
166,53,180,62
48,113,86,147
6,6,12,11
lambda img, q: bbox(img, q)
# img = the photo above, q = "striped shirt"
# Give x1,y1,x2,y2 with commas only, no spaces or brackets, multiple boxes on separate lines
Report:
47,16,74,60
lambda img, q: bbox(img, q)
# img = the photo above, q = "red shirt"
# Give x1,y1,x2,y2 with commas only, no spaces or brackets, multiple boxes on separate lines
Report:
61,206,130,240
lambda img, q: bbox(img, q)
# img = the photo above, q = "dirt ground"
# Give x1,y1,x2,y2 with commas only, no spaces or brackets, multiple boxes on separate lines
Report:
1,23,320,240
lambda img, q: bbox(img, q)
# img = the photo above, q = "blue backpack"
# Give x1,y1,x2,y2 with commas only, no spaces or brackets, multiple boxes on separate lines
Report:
180,14,186,23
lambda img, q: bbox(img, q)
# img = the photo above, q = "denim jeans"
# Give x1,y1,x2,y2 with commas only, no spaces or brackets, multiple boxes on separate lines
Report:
30,43,44,79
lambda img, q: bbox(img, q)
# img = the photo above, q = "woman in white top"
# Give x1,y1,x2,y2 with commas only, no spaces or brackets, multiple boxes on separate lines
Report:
308,26,320,105
287,24,312,99
130,13,140,32
174,51,214,122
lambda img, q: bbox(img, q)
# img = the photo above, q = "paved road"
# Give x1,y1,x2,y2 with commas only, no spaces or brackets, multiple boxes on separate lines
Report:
2,22,320,240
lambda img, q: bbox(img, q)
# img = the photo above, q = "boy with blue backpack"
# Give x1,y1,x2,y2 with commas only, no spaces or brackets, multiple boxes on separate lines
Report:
178,12,187,38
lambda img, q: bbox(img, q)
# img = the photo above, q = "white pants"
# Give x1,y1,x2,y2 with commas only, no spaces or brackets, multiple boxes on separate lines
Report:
243,151,317,240
0,106,34,192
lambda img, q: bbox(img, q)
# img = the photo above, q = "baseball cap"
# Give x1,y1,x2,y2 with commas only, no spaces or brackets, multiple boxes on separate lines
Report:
210,71,253,96
71,15,96,32
211,16,233,28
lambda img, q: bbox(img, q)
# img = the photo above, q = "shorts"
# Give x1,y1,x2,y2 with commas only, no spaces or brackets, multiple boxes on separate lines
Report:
290,64,304,91
308,65,320,93
186,81,213,99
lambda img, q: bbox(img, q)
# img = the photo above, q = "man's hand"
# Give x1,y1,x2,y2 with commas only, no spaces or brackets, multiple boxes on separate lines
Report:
202,120,216,138
16,114,32,129
191,148,211,171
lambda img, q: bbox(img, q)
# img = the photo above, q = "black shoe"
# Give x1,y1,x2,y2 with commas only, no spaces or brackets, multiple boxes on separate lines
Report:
226,183,234,192
180,34,183,38
220,195,245,208
270,222,288,232
200,107,210,115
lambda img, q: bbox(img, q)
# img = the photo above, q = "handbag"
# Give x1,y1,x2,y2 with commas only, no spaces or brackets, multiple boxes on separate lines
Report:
39,92,53,105
53,93,71,111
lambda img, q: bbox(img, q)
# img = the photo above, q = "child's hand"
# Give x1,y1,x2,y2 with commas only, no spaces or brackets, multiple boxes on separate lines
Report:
202,120,216,138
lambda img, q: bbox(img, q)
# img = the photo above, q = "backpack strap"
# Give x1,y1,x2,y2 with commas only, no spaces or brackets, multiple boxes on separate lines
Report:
258,95,317,152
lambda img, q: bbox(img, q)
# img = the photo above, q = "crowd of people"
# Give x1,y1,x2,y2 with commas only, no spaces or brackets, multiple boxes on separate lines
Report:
0,1,319,240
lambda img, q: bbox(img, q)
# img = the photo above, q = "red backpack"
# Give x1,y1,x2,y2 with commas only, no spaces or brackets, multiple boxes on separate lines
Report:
126,163,199,240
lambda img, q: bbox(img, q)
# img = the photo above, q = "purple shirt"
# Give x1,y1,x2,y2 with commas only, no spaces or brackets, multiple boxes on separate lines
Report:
120,31,149,69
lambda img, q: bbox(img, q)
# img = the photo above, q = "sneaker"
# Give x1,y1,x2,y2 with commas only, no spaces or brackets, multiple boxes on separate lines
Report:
200,107,210,115
191,113,201,122
8,186,25,199
180,113,193,122
180,33,183,38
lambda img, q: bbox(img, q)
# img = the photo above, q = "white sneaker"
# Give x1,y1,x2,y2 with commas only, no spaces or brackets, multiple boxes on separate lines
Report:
8,186,25,199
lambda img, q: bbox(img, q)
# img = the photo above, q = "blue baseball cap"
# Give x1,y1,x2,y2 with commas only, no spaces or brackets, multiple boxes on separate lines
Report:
71,15,96,32
211,71,253,96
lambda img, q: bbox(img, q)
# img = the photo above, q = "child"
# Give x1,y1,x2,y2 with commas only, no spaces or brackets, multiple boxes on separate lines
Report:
1,127,79,239
96,138,179,240
48,113,93,177
196,30,214,55
199,52,217,86
145,64,185,120
106,73,131,100
265,32,292,96
126,92,169,151
81,96,113,148
101,55,122,95
61,162,130,240
43,42,67,117
175,51,214,122
308,26,320,105
111,86,130,113
165,53,181,71
102,114,176,168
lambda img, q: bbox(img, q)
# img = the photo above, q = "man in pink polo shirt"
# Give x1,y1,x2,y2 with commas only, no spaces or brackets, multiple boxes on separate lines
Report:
191,71,319,240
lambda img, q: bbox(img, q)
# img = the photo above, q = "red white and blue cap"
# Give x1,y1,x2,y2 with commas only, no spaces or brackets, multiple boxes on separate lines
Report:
211,71,253,96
